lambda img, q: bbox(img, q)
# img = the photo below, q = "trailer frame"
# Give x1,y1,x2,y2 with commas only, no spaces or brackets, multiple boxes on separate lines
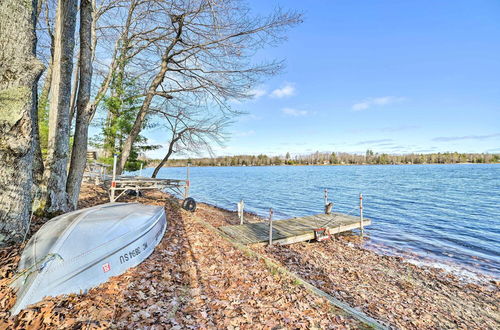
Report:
107,155,191,203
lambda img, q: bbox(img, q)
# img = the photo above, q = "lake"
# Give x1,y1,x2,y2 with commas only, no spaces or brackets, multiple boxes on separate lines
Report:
132,164,500,280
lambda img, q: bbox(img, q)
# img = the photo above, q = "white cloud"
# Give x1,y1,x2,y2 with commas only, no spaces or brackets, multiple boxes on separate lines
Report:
238,114,262,122
282,108,308,117
352,96,406,111
249,87,267,99
432,133,500,142
233,130,255,137
271,83,296,98
352,139,393,146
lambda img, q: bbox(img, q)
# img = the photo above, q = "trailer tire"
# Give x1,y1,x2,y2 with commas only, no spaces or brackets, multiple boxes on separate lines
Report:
126,189,142,197
182,197,197,212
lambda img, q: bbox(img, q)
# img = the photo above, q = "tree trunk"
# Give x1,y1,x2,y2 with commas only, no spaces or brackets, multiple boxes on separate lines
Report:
32,87,44,195
117,64,167,174
32,35,55,213
152,140,176,178
0,0,44,245
102,109,115,158
33,52,53,189
66,0,94,210
117,15,185,175
41,0,78,215
68,55,80,123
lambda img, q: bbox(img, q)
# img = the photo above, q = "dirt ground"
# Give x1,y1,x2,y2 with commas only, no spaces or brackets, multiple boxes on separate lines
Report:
0,185,362,329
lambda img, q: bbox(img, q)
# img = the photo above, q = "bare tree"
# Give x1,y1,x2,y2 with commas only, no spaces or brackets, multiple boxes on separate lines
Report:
66,0,95,209
24,0,300,215
151,102,227,178
41,0,78,215
37,0,151,210
115,0,302,174
0,0,44,245
66,0,160,206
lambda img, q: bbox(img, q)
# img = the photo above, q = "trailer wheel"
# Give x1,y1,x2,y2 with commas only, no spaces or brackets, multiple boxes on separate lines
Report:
126,189,142,197
182,197,197,212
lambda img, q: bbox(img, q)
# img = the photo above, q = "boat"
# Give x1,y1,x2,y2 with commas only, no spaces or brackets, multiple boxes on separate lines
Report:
10,202,167,315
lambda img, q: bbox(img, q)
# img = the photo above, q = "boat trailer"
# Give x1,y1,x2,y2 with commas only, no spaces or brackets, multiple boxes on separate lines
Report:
106,155,196,211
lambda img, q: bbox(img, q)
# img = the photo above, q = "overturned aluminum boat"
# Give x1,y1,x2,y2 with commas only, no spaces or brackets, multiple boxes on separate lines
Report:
10,202,166,315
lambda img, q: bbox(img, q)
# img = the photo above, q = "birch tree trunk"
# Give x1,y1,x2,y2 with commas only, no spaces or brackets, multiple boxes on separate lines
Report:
66,0,94,210
42,0,78,215
0,0,43,245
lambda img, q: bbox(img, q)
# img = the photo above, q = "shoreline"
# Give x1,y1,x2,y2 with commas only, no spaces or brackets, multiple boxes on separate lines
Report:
0,184,498,328
188,195,499,328
187,198,499,284
148,162,500,168
364,240,499,284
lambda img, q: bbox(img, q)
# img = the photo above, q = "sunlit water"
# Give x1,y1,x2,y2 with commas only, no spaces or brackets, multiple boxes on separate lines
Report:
130,164,500,280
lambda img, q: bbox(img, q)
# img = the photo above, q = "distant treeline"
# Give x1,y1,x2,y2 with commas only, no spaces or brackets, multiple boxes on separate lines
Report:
150,151,500,167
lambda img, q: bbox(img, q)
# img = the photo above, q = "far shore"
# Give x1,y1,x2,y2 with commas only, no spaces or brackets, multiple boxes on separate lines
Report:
147,161,500,168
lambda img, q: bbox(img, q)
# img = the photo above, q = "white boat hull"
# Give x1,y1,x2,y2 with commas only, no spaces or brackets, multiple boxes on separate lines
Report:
10,202,167,315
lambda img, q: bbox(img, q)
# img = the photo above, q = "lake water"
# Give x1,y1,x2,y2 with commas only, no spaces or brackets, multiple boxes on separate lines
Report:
132,164,500,280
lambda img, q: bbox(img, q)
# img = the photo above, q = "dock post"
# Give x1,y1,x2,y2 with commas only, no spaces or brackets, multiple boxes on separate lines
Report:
95,163,100,186
324,189,333,214
139,163,143,177
268,208,274,246
185,163,191,199
111,154,117,202
359,193,364,237
237,200,245,225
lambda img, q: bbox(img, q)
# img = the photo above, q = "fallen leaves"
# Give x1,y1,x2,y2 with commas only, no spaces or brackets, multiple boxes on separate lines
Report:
193,201,500,329
250,237,500,329
3,183,496,328
0,185,360,328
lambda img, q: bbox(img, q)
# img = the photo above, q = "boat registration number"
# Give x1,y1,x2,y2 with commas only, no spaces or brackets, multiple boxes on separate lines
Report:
119,242,148,264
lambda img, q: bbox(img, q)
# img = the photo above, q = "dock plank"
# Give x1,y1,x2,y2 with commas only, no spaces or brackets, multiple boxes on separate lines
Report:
219,213,371,245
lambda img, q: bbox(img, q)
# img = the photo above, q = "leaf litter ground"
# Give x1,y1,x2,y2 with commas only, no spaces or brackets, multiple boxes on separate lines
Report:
0,185,361,329
193,194,500,329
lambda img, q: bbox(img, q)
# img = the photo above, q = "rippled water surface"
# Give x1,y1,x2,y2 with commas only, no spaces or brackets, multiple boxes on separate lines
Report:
135,164,500,278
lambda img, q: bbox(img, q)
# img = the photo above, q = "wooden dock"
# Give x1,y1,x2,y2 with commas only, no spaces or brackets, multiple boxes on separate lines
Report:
219,213,371,245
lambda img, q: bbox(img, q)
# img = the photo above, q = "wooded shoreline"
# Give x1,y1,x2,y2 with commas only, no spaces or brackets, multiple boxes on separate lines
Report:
150,160,500,168
148,152,500,168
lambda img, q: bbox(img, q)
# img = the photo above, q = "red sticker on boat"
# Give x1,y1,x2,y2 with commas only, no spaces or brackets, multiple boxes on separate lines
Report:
102,263,111,273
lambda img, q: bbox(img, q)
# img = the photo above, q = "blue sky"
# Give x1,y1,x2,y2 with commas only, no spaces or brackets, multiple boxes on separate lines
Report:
145,0,500,158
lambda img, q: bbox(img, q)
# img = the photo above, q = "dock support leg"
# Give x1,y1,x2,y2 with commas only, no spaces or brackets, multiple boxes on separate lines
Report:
359,193,364,237
96,163,102,186
238,200,245,225
324,188,333,214
268,208,274,246
184,163,190,199
111,154,117,202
